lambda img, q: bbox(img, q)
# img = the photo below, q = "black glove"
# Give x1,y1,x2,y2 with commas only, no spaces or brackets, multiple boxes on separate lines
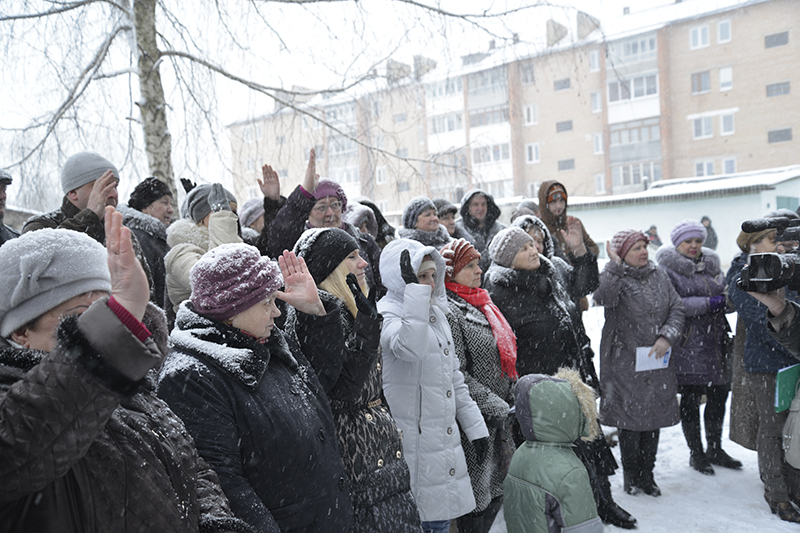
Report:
180,177,196,193
346,273,379,318
472,437,489,463
485,413,507,430
208,183,232,212
400,249,418,285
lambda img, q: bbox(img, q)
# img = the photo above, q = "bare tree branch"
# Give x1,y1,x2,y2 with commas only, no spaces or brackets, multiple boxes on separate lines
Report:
0,0,128,21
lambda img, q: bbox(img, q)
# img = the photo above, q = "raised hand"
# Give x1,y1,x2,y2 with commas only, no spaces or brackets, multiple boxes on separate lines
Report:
87,170,118,217
105,206,149,321
561,216,587,256
400,249,418,285
302,147,319,193
259,164,281,200
207,183,231,212
606,241,621,264
346,273,378,318
275,250,325,316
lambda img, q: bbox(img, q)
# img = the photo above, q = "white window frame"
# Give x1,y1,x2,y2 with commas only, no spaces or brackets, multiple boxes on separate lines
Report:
255,123,262,140
589,50,600,73
595,174,606,194
375,166,387,185
394,113,407,124
720,113,735,136
243,125,254,143
718,20,731,44
591,91,602,113
524,104,538,126
695,160,714,177
593,133,604,155
692,71,711,94
245,158,256,173
525,143,540,164
719,67,733,91
377,200,388,213
691,25,710,50
554,78,571,92
723,158,736,174
693,117,713,140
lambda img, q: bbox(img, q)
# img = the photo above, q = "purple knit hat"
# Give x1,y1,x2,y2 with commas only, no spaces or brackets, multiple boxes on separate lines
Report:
190,243,282,321
313,179,347,212
611,229,649,260
670,219,707,247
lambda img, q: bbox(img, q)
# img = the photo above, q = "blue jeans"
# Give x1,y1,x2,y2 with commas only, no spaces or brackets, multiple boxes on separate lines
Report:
421,520,450,533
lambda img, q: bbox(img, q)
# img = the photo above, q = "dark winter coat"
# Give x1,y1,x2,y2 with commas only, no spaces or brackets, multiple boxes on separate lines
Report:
656,246,729,386
0,223,19,247
0,299,251,533
253,195,287,256
536,180,599,261
445,291,515,513
398,224,452,249
484,259,585,379
451,224,477,246
704,224,718,250
768,301,800,361
119,204,170,310
23,196,105,242
266,185,384,296
593,260,684,431
456,189,506,274
157,303,353,533
727,252,800,373
285,291,421,532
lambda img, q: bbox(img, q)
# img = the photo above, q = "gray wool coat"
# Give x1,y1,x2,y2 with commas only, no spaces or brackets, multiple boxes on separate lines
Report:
593,260,685,431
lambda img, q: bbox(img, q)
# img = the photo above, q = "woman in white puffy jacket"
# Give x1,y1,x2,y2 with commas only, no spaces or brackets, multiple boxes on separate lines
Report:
378,238,489,533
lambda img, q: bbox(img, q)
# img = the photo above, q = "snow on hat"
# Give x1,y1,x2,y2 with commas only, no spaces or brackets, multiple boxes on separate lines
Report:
344,201,378,239
313,179,347,212
546,184,567,204
402,197,437,229
0,170,12,185
184,184,237,224
433,198,458,218
129,177,173,212
293,227,360,285
670,219,707,247
489,226,534,268
441,238,480,283
190,243,282,321
239,198,265,228
61,152,119,194
0,229,111,337
611,229,649,260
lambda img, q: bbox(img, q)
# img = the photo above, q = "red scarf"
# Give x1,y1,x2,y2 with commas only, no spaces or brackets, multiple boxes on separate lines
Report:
446,282,518,379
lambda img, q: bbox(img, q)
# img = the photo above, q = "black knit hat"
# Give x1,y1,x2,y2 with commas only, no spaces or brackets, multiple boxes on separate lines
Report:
129,177,173,211
293,227,360,285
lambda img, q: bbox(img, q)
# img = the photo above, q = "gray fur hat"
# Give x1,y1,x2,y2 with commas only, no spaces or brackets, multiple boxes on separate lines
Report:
0,229,111,337
402,196,437,230
489,226,534,268
239,198,265,228
61,152,119,194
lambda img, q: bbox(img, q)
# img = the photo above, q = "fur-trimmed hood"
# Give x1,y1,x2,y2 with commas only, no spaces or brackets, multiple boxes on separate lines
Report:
166,217,209,250
397,224,452,249
117,204,167,242
458,189,502,231
511,214,555,259
379,238,448,313
655,245,721,278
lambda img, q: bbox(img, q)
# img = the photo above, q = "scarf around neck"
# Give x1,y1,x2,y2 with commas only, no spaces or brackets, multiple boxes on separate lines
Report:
446,281,518,379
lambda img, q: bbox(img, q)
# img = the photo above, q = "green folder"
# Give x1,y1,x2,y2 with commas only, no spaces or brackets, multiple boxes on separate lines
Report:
776,363,800,413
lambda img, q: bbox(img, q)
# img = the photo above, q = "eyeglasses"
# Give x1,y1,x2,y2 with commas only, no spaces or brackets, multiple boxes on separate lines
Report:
312,201,342,213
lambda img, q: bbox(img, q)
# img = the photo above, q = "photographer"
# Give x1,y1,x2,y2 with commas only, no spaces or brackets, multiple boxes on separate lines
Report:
726,210,800,523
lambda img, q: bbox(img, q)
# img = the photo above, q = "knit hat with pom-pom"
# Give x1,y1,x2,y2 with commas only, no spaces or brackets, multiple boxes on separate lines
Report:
488,226,534,268
441,238,480,283
190,243,282,321
611,229,649,260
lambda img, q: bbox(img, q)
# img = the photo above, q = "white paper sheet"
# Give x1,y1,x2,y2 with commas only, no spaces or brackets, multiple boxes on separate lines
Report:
635,346,672,372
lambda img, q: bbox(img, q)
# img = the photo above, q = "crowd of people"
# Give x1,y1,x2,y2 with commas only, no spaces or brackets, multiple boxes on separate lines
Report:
1,149,798,532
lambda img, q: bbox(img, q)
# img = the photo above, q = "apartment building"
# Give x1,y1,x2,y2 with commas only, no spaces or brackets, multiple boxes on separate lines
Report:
228,0,797,216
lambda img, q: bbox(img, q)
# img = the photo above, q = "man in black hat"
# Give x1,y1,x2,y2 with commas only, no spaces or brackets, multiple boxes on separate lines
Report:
0,170,20,248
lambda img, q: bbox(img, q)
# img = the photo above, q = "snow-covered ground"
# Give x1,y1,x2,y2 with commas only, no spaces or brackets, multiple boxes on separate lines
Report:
487,307,795,532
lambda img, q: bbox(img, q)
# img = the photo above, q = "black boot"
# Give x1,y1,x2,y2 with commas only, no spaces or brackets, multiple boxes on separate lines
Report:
768,499,800,523
618,429,641,496
596,474,638,529
682,418,715,475
638,430,662,497
705,386,743,470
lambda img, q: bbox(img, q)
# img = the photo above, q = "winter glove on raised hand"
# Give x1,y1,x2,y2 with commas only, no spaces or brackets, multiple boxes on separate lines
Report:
709,294,727,313
346,273,379,319
180,177,196,194
472,437,490,463
208,183,232,213
400,249,418,285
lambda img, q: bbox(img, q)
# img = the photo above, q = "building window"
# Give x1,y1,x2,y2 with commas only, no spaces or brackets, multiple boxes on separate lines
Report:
394,113,407,124
469,106,510,127
767,81,791,97
311,144,325,160
303,116,322,130
556,120,573,133
608,74,657,102
376,166,387,185
593,133,604,154
372,99,382,118
721,114,735,135
589,50,600,72
525,143,540,164
554,78,571,91
276,136,286,145
426,77,463,99
695,161,714,177
691,25,709,49
418,125,425,144
473,143,511,164
397,181,410,193
468,66,508,96
255,124,262,139
595,174,606,194
524,104,538,125
243,125,254,143
692,71,711,94
396,148,409,158
520,61,535,85
693,117,713,139
718,20,731,43
768,128,793,143
723,158,736,174
557,159,575,171
612,161,662,186
591,91,602,113
429,113,463,134
245,158,255,172
765,31,789,49
278,168,289,178
719,67,733,91
609,118,660,146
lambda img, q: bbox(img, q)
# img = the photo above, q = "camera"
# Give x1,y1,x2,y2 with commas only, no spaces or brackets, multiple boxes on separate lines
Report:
737,216,800,293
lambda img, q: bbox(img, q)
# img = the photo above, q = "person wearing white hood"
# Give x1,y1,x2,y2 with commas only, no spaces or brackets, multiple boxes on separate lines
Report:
378,238,489,533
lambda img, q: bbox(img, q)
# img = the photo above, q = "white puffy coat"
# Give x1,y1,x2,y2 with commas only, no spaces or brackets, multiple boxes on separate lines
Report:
378,238,488,522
